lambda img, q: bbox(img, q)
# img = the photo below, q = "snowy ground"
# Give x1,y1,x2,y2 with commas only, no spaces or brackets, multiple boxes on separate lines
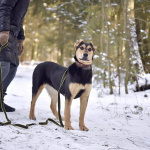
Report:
0,64,150,150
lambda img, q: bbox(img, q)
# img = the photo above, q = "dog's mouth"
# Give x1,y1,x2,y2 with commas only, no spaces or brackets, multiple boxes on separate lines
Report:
79,56,90,61
77,56,92,65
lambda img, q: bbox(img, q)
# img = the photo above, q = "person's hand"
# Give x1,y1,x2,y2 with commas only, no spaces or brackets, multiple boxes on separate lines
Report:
18,40,24,56
0,31,9,45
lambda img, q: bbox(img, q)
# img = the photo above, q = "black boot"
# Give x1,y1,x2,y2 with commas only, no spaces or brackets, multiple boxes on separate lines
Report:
0,103,15,112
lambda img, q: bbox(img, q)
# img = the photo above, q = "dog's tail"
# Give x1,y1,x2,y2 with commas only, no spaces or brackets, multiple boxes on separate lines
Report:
32,65,45,97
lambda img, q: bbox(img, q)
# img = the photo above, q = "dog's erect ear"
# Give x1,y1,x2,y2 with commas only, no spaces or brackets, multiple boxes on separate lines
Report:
74,39,84,50
89,41,96,52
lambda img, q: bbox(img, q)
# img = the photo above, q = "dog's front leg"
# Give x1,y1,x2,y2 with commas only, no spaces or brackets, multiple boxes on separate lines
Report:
79,84,92,131
79,95,89,131
64,98,74,130
65,83,82,130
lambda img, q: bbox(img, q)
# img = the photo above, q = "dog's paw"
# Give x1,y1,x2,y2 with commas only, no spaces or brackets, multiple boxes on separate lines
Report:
29,114,36,120
65,124,74,130
79,125,89,131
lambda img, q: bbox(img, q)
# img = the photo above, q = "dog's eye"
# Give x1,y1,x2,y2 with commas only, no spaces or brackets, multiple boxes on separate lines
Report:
88,48,92,51
80,47,84,50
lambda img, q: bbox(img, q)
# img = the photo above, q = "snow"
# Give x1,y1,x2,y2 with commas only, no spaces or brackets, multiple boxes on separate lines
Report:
146,74,150,85
0,64,150,150
107,22,111,25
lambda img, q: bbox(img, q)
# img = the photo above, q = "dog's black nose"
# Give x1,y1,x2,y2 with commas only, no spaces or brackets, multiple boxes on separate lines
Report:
83,53,88,57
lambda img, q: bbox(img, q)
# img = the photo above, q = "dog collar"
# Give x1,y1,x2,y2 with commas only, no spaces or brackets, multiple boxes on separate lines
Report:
75,61,91,69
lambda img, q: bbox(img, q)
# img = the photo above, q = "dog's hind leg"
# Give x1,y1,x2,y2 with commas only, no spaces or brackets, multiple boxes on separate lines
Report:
45,85,59,120
29,85,44,120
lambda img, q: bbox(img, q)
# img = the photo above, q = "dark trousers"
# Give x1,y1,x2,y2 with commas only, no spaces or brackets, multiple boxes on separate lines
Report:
0,61,17,98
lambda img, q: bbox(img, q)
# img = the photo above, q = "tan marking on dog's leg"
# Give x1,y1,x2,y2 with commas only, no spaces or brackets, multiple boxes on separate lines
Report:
65,99,74,130
29,85,44,120
79,84,92,131
50,97,59,120
45,85,60,120
64,83,83,130
79,96,88,131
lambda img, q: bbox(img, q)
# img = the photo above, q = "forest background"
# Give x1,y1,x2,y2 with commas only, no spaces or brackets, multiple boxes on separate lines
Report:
21,0,150,94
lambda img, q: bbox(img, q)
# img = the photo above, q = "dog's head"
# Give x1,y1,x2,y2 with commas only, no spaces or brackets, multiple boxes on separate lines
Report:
74,39,96,65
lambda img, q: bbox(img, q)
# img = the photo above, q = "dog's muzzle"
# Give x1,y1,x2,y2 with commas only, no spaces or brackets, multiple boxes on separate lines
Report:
79,53,89,61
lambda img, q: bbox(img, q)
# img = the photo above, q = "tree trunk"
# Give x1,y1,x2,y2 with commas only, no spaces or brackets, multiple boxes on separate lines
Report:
117,39,121,95
101,0,107,89
57,18,64,65
104,0,113,94
123,0,129,94
31,42,35,60
128,0,145,76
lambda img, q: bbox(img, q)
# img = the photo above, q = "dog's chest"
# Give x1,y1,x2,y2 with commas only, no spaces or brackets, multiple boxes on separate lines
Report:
69,83,92,98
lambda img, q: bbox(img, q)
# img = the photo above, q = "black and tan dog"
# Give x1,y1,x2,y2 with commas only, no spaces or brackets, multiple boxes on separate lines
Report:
29,39,95,131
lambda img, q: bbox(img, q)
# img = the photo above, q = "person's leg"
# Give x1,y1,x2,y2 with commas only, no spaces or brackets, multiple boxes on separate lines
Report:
0,61,17,112
1,61,10,81
2,63,17,96
0,61,10,96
